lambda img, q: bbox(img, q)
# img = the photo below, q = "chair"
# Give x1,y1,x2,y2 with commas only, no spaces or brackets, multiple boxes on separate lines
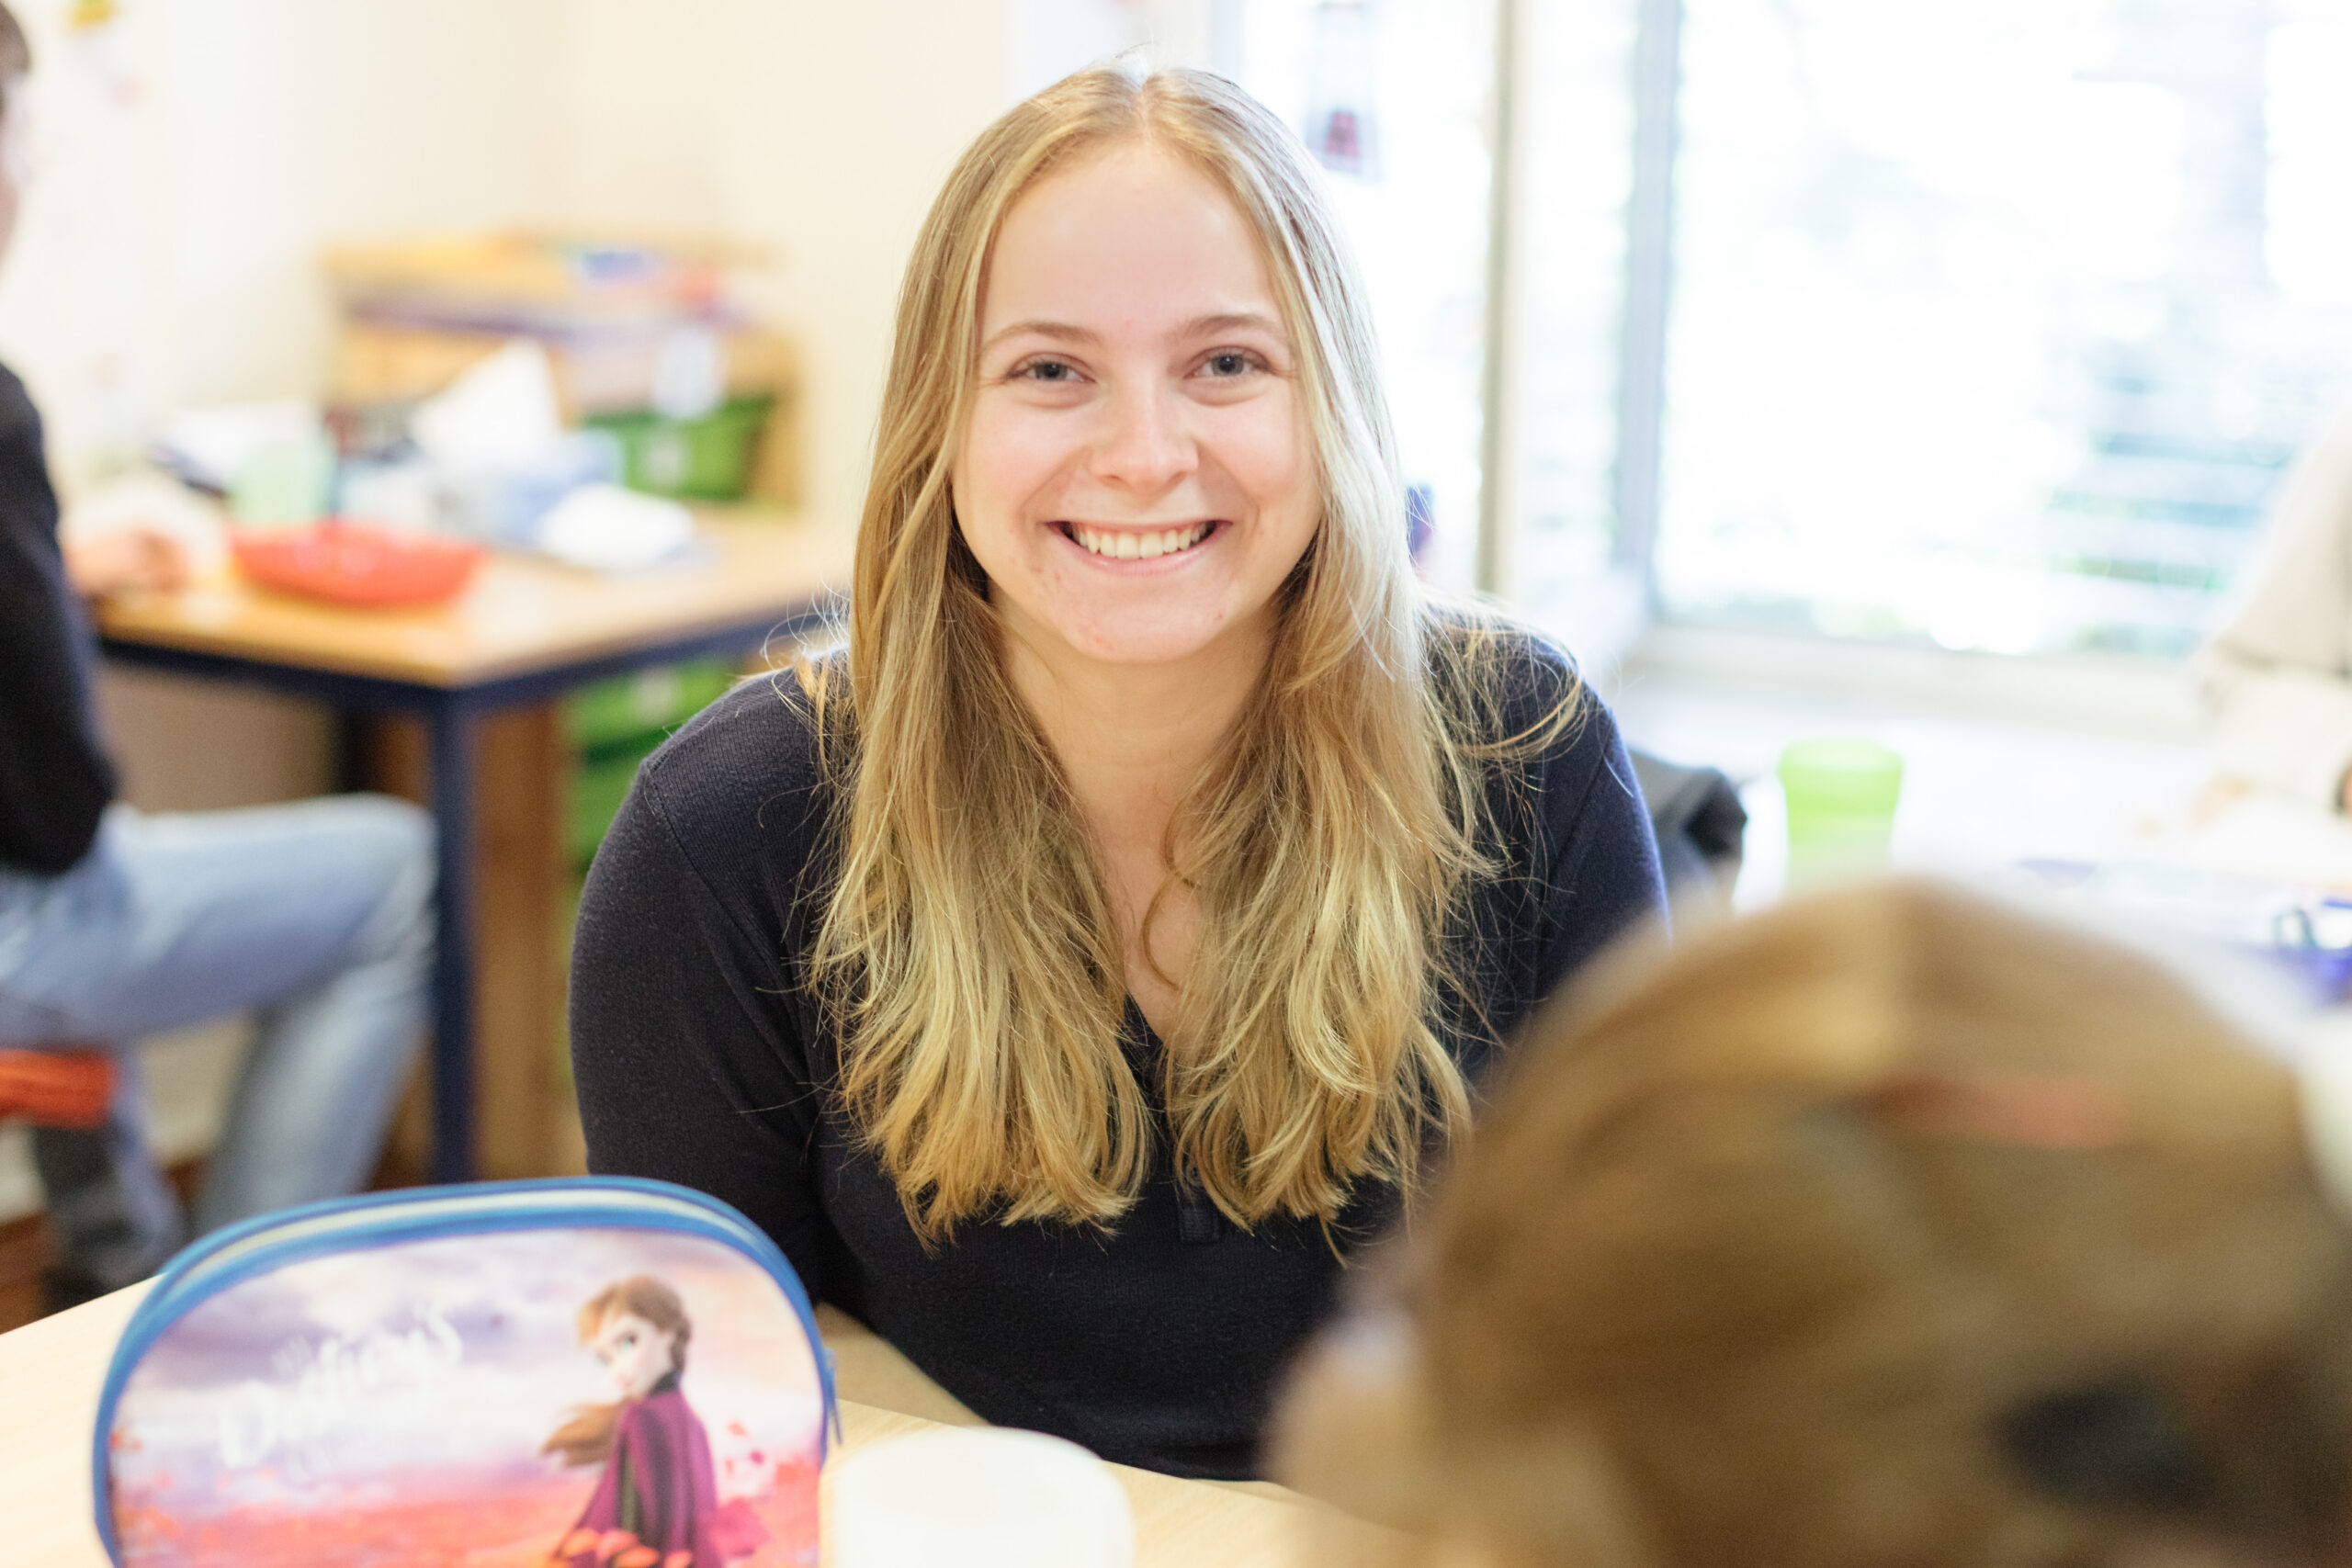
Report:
0,1048,116,1131
1629,749,1748,914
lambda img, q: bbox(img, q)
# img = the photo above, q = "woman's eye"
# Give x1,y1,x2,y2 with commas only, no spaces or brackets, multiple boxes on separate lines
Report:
1204,352,1255,378
1015,359,1077,383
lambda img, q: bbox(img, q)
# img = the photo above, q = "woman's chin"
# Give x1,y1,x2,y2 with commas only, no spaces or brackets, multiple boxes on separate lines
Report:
1049,613,1250,669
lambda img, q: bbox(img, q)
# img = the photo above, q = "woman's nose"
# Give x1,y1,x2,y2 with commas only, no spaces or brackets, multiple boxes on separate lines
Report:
1090,382,1195,495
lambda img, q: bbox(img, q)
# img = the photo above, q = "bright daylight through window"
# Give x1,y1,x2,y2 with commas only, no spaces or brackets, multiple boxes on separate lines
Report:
1215,0,2352,665
1652,0,2352,658
1235,0,1499,595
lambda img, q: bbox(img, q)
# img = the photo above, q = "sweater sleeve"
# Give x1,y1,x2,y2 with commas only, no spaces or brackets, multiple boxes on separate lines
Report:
0,371,116,874
568,760,834,1295
2199,406,2352,810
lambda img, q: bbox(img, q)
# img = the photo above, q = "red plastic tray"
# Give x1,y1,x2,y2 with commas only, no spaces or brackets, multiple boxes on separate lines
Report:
231,522,484,609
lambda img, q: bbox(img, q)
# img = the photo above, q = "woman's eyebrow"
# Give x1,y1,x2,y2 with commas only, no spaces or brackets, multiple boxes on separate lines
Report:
978,311,1289,355
980,319,1097,354
1181,311,1286,340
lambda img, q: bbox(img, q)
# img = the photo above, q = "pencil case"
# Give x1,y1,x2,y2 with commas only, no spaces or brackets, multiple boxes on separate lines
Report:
93,1177,836,1568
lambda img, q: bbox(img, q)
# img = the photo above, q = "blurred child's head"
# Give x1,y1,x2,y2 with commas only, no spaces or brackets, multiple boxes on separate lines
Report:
1274,880,2352,1568
0,3,28,264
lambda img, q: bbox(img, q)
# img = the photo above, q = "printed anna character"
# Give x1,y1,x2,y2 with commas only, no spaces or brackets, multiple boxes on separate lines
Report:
543,1275,762,1568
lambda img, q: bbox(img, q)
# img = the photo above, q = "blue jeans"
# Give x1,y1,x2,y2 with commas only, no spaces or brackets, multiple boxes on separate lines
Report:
0,796,434,1288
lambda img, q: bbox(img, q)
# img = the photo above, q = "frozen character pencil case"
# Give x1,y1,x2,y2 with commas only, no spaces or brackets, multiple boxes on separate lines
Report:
93,1177,836,1568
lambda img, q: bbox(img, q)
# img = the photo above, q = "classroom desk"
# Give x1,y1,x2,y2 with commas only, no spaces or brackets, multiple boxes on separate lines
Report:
91,515,855,1182
0,1285,1330,1566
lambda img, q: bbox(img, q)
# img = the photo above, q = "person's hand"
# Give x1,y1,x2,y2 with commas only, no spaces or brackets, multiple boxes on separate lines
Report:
62,525,193,599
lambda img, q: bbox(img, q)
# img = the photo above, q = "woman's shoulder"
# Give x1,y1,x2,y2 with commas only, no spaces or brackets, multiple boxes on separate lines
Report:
1421,604,1644,865
627,657,839,868
1420,603,1593,749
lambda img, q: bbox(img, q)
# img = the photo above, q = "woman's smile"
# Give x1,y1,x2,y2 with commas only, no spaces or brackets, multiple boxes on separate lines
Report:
1057,518,1222,566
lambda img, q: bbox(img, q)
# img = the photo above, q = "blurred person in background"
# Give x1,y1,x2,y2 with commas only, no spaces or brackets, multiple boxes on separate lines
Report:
2200,407,2352,810
0,5,434,1311
1274,880,2352,1568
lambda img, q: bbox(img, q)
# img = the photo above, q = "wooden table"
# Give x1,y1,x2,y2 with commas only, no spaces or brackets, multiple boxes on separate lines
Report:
93,515,855,1182
0,1286,1328,1566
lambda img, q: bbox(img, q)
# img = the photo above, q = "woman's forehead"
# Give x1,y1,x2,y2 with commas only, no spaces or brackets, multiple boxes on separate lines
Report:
981,142,1284,342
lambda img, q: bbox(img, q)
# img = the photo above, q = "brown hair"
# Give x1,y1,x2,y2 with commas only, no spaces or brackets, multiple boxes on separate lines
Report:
1273,880,2352,1568
799,62,1576,1243
540,1275,691,1469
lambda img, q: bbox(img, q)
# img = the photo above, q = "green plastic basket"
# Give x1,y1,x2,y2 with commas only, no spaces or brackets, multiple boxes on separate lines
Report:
564,660,737,754
564,660,739,867
584,395,773,502
570,749,647,870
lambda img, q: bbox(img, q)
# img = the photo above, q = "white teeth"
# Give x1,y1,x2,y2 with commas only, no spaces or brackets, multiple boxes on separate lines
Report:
1071,523,1212,559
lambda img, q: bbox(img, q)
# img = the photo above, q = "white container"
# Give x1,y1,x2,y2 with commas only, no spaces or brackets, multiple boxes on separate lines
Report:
830,1427,1134,1568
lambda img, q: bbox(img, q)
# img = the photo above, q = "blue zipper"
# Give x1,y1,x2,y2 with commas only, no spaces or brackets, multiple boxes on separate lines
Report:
91,1177,837,1566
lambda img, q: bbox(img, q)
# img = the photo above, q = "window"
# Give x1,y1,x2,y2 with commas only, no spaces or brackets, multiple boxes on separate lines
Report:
1112,0,2352,665
1643,0,2352,658
1231,0,1501,594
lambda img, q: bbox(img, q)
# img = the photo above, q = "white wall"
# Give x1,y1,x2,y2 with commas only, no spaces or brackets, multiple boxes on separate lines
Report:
554,0,1014,527
0,1,577,487
547,0,1227,523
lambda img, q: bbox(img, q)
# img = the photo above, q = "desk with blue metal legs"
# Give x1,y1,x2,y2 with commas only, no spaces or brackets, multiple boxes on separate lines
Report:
93,514,852,1182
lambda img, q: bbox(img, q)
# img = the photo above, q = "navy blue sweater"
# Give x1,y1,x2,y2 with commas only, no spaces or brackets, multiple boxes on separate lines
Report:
570,637,1665,1479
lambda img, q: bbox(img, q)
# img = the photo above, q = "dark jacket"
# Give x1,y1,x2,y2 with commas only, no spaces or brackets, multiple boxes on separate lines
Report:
0,363,115,876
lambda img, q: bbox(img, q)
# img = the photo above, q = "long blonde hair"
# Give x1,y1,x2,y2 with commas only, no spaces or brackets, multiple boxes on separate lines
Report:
802,65,1574,1239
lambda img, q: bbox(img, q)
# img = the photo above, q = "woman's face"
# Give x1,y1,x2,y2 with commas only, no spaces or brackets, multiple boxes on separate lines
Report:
591,1310,675,1402
954,142,1320,672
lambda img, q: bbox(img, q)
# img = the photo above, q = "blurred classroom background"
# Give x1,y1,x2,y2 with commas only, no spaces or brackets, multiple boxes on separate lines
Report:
7,0,2352,1319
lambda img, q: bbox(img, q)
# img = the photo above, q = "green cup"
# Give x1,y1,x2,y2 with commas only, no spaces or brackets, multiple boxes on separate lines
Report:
1778,738,1904,890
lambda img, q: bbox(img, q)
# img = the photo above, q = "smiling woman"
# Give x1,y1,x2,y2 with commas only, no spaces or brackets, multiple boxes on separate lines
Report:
956,145,1319,678
567,64,1667,1481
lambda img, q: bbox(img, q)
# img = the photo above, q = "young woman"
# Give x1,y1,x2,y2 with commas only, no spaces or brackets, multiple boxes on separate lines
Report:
569,65,1665,1480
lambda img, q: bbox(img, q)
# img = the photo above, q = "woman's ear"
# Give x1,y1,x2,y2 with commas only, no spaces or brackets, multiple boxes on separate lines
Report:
1267,1307,1445,1531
